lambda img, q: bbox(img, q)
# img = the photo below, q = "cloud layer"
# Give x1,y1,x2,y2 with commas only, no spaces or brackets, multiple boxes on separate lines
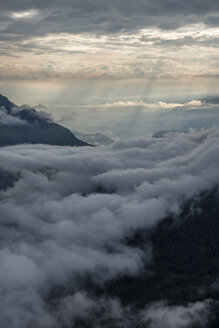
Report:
0,128,219,327
1,0,219,36
0,0,218,85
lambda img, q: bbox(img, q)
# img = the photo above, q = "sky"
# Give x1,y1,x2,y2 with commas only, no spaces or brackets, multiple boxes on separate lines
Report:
0,0,219,136
1,3,219,326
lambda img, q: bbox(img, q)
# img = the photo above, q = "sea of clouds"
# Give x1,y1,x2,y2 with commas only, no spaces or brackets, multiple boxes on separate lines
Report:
0,128,219,327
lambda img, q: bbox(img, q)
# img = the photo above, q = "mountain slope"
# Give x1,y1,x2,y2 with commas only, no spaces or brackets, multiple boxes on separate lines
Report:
0,94,89,147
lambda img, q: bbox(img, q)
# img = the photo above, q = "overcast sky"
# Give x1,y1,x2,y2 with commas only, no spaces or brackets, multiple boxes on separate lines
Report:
0,0,219,135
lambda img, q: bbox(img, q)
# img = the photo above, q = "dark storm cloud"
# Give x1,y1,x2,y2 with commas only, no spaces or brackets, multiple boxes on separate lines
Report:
0,128,219,327
0,0,219,40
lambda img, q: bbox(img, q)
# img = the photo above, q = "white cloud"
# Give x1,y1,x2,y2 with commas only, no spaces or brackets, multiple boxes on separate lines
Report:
9,9,39,20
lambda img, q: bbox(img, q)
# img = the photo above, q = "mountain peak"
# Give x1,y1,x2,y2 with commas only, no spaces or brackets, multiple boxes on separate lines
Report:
0,93,16,113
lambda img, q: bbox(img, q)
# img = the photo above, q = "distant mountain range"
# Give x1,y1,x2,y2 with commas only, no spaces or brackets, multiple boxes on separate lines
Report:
152,129,184,138
0,93,89,147
73,131,114,146
202,96,219,104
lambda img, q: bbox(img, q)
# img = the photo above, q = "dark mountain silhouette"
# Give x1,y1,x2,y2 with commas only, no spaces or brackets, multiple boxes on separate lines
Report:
152,129,185,138
0,93,89,147
202,96,219,104
100,189,219,327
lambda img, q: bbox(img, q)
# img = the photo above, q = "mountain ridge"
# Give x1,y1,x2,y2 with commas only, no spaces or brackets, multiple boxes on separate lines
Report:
0,93,89,147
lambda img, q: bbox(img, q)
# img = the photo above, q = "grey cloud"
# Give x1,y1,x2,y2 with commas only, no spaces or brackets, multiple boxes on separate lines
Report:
154,36,219,48
142,300,213,328
156,102,219,133
0,0,219,40
73,131,114,146
0,128,219,326
56,295,214,328
0,106,27,125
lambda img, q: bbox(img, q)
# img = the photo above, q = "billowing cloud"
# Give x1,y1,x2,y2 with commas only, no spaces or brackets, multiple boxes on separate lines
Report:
0,128,219,326
0,106,27,125
142,300,213,328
